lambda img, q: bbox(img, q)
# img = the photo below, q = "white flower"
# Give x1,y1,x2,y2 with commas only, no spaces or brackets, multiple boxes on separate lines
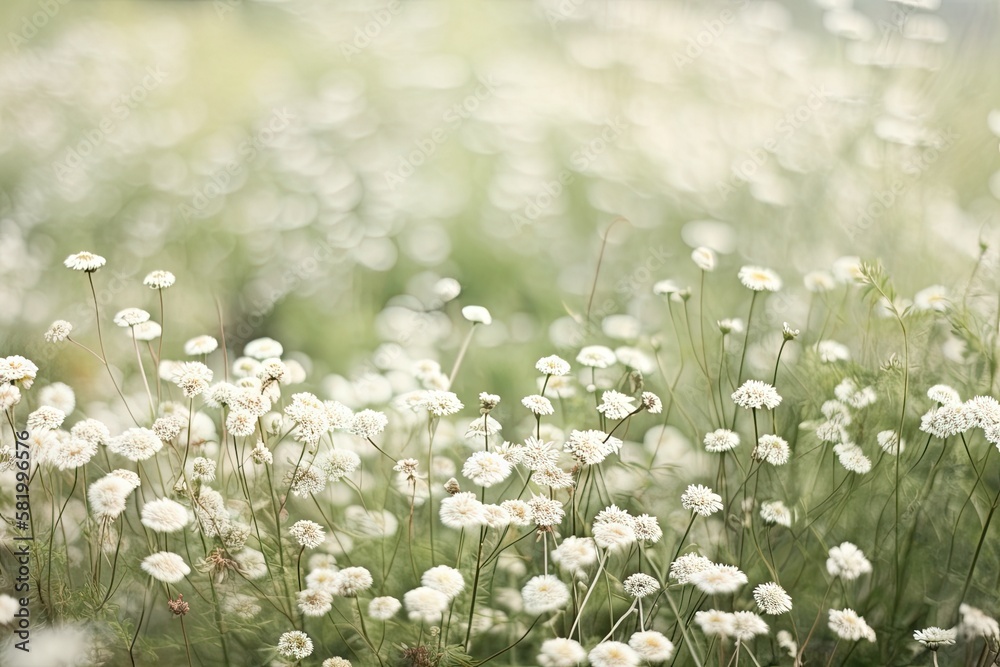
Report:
536,355,570,376
828,608,876,642
538,638,587,667
629,631,674,662
404,586,449,623
331,567,373,596
914,285,950,312
597,390,637,420
738,265,782,291
129,321,162,341
368,596,401,620
462,451,512,487
184,335,219,355
289,520,326,548
704,429,740,453
2,355,39,387
577,345,617,368
695,609,736,637
913,627,957,649
527,495,564,527
653,279,681,296
927,385,961,404
876,430,905,455
690,564,748,595
171,361,213,398
143,270,175,289
349,409,388,438
593,522,637,551
108,428,163,462
141,551,190,583
64,251,106,272
277,630,314,659
958,603,1000,640
753,434,790,465
113,308,150,327
732,380,782,410
920,403,973,438
565,429,621,465
141,498,190,533
623,573,659,598
731,611,770,641
462,305,492,325
832,256,864,284
434,277,461,302
298,588,333,616
522,575,570,614
717,318,744,334
244,337,283,360
681,484,723,516
632,514,662,543
834,443,872,474
691,246,717,271
826,542,872,580
522,394,555,416
753,582,792,614
0,384,21,410
44,320,73,342
440,492,486,529
670,553,712,584
760,500,793,527
416,390,464,416
552,536,597,572
777,630,798,657
589,641,641,667
27,406,66,431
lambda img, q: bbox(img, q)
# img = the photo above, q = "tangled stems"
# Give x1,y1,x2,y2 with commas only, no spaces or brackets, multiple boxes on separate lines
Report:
87,272,139,425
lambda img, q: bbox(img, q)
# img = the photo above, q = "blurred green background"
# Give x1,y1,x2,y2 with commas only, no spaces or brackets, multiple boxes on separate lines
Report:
1,0,999,402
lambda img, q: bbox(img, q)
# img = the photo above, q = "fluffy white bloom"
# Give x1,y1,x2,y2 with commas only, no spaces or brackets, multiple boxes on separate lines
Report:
171,362,213,398
754,434,790,465
704,429,740,453
597,390,637,420
641,392,662,413
913,627,957,649
522,394,555,416
331,567,373,596
927,385,961,404
577,345,617,368
422,566,464,599
828,608,876,642
550,537,597,574
681,484,723,516
593,522,637,551
690,564,748,595
416,390,464,417
691,246,717,271
277,630,314,659
629,631,674,662
143,270,175,289
920,403,973,438
0,384,21,410
2,355,38,387
589,641,641,667
914,285,950,312
536,355,571,376
777,630,798,657
565,429,621,465
528,495,565,527
244,337,284,360
522,575,570,614
27,406,66,431
877,430,905,455
289,520,326,548
404,586,449,623
826,542,872,580
632,514,662,543
623,573,659,598
44,320,73,342
462,305,492,325
717,318,744,334
753,582,792,614
738,265,782,291
129,322,161,341
108,428,163,462
184,335,218,355
669,553,713,584
298,588,333,617
440,492,486,529
349,409,388,438
834,443,872,474
695,609,736,637
141,551,191,583
368,596,402,620
760,500,793,527
113,308,150,327
88,474,134,519
731,611,770,641
64,251,106,272
538,638,587,667
958,604,1000,640
141,498,190,533
462,451,512,487
732,380,782,410
52,435,97,470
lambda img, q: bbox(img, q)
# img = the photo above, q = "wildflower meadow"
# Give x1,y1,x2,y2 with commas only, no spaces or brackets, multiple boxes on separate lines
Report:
2,1,1000,666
